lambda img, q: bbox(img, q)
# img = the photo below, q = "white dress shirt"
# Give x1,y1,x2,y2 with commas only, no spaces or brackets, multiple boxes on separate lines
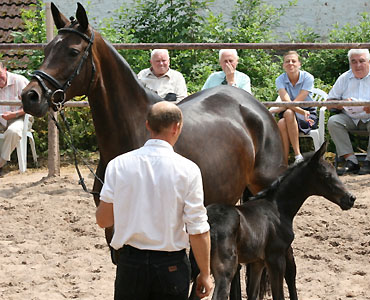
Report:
100,139,209,251
137,68,188,101
0,71,29,127
328,69,370,124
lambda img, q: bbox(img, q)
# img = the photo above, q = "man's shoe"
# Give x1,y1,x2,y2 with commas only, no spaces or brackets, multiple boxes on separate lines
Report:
0,167,3,178
337,160,360,175
359,160,370,175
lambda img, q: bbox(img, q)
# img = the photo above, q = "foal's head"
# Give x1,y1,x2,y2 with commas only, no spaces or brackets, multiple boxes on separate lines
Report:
298,142,356,210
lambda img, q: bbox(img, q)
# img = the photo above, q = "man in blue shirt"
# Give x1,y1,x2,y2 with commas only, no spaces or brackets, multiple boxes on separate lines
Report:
202,49,252,94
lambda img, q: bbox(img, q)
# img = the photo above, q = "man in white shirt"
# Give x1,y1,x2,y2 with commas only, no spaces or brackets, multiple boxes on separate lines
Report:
327,49,370,175
96,101,212,300
0,62,30,176
138,49,188,102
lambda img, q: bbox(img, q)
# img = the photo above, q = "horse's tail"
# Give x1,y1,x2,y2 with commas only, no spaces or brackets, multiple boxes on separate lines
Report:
259,269,270,299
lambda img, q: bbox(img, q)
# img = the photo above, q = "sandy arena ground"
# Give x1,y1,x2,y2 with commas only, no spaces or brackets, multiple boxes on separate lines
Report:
0,164,369,299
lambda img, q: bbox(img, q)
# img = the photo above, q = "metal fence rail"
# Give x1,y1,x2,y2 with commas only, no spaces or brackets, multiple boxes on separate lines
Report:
2,42,370,51
2,100,370,108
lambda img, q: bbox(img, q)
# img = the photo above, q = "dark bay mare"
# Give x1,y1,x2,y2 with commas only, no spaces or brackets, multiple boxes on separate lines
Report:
199,142,356,300
21,2,288,299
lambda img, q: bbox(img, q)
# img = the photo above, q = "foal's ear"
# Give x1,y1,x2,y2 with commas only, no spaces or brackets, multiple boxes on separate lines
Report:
51,2,69,29
76,2,89,32
311,140,327,162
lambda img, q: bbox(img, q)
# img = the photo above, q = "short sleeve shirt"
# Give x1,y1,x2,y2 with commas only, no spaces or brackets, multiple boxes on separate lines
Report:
275,70,315,112
137,68,188,102
0,72,29,126
328,69,370,123
275,70,314,101
202,70,252,94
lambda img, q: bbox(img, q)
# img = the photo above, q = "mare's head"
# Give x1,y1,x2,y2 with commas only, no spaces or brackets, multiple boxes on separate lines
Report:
21,2,95,116
301,141,356,210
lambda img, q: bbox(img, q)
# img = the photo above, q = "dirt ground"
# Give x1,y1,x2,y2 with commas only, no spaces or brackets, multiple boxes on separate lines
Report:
0,164,369,300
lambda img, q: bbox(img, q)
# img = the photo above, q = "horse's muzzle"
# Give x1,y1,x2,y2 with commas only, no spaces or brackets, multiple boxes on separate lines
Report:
340,193,356,210
21,87,49,117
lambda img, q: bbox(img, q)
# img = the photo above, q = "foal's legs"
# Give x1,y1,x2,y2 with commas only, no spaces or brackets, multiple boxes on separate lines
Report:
266,255,286,300
285,246,298,300
211,254,239,300
246,261,265,300
229,264,242,300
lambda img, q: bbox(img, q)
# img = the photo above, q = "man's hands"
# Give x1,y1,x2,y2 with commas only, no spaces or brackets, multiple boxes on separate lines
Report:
363,106,370,113
2,111,20,121
224,62,236,86
326,97,352,110
195,272,213,298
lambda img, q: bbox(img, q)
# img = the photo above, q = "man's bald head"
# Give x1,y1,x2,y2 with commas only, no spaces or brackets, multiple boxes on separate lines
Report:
146,101,183,134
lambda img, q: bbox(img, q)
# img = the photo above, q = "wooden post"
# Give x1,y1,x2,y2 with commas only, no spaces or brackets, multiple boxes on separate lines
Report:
45,2,60,177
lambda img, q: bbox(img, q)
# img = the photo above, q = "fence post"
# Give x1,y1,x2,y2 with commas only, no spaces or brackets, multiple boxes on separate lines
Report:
45,2,60,177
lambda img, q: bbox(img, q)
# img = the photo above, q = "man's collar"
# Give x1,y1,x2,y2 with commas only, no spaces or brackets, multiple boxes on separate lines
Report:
149,67,171,78
5,71,16,86
144,139,174,150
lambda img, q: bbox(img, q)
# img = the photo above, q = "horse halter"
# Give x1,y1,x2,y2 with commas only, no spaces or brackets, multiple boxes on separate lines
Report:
32,17,95,111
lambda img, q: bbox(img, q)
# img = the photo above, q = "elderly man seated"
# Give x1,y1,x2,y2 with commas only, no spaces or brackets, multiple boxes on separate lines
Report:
327,49,370,175
202,49,252,93
137,49,188,102
0,61,30,176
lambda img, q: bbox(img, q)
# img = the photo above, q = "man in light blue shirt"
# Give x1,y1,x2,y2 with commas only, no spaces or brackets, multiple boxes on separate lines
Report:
327,49,370,175
202,49,252,93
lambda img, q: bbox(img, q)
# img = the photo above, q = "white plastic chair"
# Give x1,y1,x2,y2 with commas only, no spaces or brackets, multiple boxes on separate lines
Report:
270,88,328,151
0,113,38,172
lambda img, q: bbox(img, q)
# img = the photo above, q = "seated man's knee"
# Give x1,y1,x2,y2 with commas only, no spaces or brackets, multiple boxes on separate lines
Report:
4,127,21,139
327,115,342,132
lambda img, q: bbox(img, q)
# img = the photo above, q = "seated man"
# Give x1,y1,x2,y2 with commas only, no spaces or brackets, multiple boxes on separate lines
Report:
202,49,252,93
0,61,30,176
137,49,188,102
327,49,370,175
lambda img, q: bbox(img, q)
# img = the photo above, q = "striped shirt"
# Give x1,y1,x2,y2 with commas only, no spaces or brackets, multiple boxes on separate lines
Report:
0,71,29,126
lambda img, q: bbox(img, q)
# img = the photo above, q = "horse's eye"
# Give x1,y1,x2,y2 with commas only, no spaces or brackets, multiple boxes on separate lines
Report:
324,173,331,180
69,48,80,57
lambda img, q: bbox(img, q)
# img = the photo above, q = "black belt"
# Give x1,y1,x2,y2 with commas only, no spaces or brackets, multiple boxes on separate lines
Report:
120,245,186,257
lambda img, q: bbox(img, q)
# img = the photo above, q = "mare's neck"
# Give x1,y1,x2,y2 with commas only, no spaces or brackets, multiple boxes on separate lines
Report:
88,36,160,164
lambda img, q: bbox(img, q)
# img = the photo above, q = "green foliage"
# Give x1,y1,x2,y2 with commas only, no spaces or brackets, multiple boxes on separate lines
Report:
291,13,370,86
12,0,46,77
231,0,297,43
98,0,296,98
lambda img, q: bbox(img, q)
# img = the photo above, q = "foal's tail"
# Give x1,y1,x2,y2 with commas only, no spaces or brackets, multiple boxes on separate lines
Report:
245,266,270,300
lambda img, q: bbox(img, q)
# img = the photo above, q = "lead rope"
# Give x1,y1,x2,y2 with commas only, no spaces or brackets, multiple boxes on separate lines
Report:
49,110,103,196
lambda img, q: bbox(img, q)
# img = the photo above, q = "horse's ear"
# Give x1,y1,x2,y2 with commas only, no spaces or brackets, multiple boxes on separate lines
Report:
311,140,327,162
51,2,68,29
76,2,89,32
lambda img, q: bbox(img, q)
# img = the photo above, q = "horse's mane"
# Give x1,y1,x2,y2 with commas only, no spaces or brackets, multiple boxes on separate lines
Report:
100,36,162,103
249,159,307,201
